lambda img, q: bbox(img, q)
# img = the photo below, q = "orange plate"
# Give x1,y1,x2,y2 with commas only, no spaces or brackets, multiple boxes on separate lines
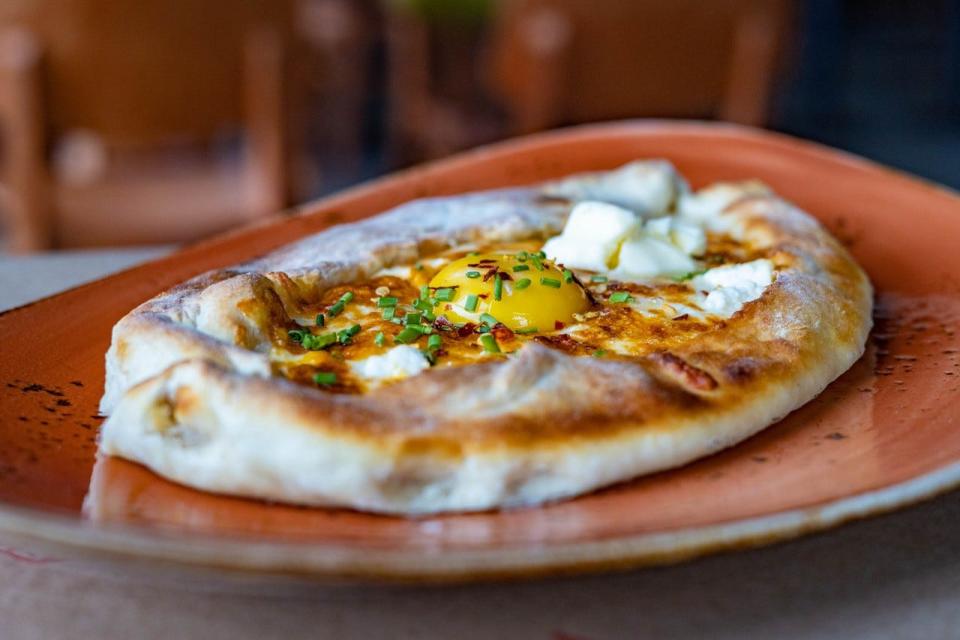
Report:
2,121,960,583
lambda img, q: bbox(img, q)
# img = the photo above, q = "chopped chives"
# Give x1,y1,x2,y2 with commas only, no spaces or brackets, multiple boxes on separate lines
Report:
512,264,530,272
591,274,608,283
477,325,491,333
480,334,500,354
304,333,338,350
530,255,544,270
374,331,385,347
516,251,528,262
592,349,607,358
288,329,304,342
536,250,547,259
377,296,398,308
315,314,325,327
394,327,422,344
540,277,561,288
514,278,532,290
609,291,633,303
326,301,345,317
313,371,337,386
515,327,538,335
563,269,573,284
464,294,479,312
344,324,361,336
466,271,481,279
315,334,337,349
493,274,503,301
419,285,429,300
435,288,455,302
427,334,442,350
480,312,499,326
405,312,422,326
382,307,396,320
339,291,354,304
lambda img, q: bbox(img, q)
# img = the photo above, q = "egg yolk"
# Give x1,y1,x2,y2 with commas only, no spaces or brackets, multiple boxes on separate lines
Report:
428,251,590,331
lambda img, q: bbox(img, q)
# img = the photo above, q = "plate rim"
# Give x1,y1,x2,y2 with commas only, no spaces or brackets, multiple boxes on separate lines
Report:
3,119,960,583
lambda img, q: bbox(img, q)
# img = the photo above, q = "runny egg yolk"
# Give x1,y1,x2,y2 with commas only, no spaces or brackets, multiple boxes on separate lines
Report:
428,251,590,331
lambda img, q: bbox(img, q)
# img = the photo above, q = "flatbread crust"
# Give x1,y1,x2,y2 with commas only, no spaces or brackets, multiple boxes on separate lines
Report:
98,172,872,515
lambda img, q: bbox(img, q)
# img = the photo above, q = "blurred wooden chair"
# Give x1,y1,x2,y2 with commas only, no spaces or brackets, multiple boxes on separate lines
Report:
0,1,297,252
385,0,793,164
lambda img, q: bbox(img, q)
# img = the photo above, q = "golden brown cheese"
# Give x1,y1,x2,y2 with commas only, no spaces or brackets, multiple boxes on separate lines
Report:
270,231,770,394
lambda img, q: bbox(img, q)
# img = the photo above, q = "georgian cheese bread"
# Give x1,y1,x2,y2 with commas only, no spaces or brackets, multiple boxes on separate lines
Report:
98,161,873,515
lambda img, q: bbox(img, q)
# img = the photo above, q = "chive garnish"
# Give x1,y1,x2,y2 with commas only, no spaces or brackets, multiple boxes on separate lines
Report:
477,325,491,333
516,251,528,262
514,278,532,290
313,371,337,386
344,324,361,336
339,291,354,304
480,334,501,354
493,274,503,301
515,327,538,335
377,296,398,308
326,301,345,317
591,274,608,283
435,288,455,302
288,329,304,342
394,327,422,344
512,264,529,272
480,312,499,326
563,269,573,284
427,334,442,350
536,250,547,259
315,314,325,327
405,312,422,326
464,294,479,312
382,307,396,320
609,291,633,303
530,254,544,271
592,349,607,358
540,277,561,288
374,331,385,347
466,271,481,279
304,333,338,350
419,285,429,300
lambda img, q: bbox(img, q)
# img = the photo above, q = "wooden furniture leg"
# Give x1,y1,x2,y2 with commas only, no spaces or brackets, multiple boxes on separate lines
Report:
0,28,50,252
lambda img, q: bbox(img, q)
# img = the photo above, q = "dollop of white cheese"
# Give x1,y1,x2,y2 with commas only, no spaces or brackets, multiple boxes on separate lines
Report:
544,160,682,216
612,235,697,279
542,201,640,272
349,345,430,382
691,259,775,316
678,181,770,227
644,216,707,256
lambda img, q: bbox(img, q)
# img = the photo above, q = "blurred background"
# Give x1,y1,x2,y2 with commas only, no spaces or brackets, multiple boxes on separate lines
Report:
0,0,957,253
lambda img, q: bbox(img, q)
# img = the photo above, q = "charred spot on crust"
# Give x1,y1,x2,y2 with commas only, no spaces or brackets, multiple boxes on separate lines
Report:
649,352,718,392
534,334,594,355
724,357,761,383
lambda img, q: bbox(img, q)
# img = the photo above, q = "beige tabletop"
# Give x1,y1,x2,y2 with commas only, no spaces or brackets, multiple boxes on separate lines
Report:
2,249,960,640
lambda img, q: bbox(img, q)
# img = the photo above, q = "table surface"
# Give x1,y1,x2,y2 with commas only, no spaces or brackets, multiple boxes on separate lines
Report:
3,249,960,640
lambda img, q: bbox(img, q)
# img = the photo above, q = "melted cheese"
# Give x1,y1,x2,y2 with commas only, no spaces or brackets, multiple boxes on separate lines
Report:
349,346,430,382
542,201,639,272
544,160,681,215
692,259,775,316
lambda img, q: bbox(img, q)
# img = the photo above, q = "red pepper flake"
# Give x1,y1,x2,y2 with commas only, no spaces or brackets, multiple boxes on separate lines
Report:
482,269,498,282
498,271,513,281
554,321,566,330
457,322,478,337
492,323,515,342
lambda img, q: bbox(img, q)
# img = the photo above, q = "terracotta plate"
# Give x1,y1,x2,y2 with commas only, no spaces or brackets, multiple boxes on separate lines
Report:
2,122,960,583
